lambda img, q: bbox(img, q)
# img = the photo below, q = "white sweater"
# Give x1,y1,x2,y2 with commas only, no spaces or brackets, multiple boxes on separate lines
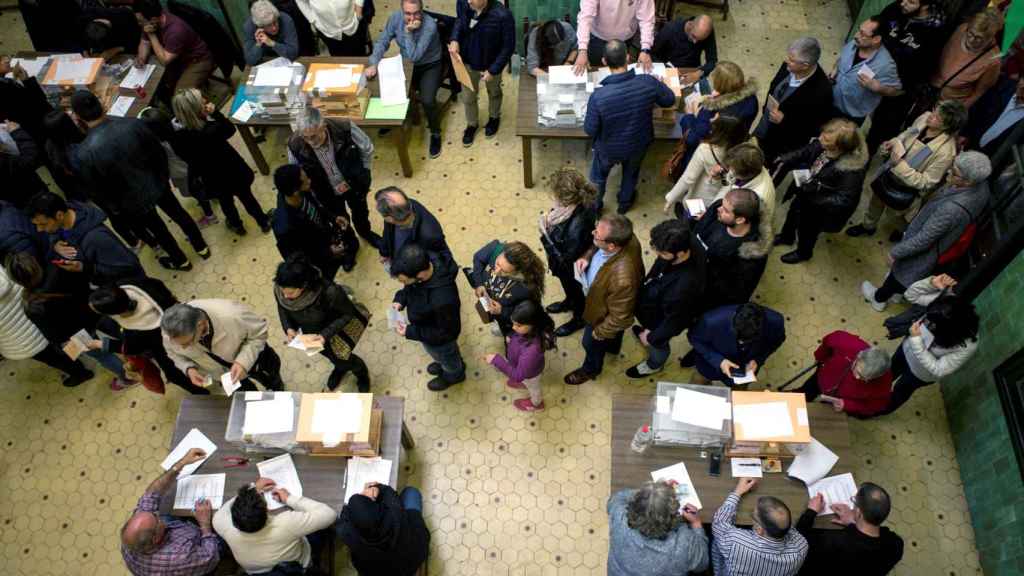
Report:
0,268,48,360
664,143,730,206
294,0,363,39
712,168,777,225
901,277,979,382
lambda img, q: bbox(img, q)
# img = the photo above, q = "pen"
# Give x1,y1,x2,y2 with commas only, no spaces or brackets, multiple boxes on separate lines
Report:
736,463,761,467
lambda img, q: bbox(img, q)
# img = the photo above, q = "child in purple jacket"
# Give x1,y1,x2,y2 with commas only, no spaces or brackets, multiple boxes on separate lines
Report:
485,300,555,412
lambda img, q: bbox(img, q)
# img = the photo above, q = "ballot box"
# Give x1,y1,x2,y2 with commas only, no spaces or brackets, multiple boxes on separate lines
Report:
652,382,733,448
296,392,382,457
224,391,303,452
727,390,812,459
244,61,306,121
302,63,370,119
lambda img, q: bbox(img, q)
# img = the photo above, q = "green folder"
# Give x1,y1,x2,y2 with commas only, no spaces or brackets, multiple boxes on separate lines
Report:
365,98,409,120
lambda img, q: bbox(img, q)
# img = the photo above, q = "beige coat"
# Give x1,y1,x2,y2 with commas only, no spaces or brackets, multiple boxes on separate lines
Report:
665,142,730,206
163,299,270,379
889,112,957,192
713,167,777,225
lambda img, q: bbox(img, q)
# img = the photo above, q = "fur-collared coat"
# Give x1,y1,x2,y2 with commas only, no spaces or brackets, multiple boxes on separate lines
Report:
776,136,870,233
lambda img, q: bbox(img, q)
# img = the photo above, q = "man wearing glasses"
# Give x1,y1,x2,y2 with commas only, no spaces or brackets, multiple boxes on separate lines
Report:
711,478,808,576
830,17,902,126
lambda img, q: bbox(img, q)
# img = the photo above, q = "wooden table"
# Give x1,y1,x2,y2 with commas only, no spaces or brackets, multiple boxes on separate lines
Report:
230,57,415,177
515,70,692,188
159,395,414,515
610,393,853,529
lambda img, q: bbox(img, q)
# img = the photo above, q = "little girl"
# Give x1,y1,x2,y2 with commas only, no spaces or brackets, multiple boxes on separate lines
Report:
485,300,555,412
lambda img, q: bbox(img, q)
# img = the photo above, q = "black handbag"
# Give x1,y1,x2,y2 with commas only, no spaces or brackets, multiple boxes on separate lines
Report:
869,139,936,211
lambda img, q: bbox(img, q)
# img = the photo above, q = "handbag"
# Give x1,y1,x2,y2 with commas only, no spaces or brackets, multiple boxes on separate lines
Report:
327,301,369,361
870,140,936,211
661,128,690,183
467,242,504,324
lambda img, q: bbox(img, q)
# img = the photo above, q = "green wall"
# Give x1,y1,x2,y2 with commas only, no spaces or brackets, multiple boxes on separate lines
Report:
942,249,1024,576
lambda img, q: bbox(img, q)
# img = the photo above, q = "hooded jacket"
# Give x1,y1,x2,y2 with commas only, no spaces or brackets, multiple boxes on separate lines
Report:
335,484,430,576
76,117,168,218
48,201,144,286
582,234,645,340
0,200,47,261
393,252,462,346
692,198,774,309
776,135,870,232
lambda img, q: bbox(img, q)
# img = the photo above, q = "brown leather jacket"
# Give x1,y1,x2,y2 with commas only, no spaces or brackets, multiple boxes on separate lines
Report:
582,235,644,340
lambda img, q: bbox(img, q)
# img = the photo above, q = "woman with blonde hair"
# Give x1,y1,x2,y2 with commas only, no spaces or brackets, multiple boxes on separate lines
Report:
539,168,598,337
675,60,759,173
170,88,271,236
471,239,546,336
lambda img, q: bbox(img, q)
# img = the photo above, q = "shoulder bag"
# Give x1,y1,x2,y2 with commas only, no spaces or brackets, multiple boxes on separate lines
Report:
661,128,691,183
905,45,994,126
869,139,936,211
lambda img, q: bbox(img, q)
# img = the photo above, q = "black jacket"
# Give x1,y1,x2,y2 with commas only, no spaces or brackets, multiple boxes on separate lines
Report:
451,0,515,75
336,485,430,576
170,111,254,191
0,200,48,261
77,117,168,218
393,252,461,346
272,192,357,272
49,201,145,286
877,1,947,89
287,118,371,209
776,136,870,233
471,240,534,332
635,245,706,348
796,509,904,575
692,199,773,309
1,127,49,207
275,280,363,341
0,77,52,141
755,64,834,162
964,76,1024,176
539,205,596,277
652,16,718,74
688,303,786,383
379,199,451,260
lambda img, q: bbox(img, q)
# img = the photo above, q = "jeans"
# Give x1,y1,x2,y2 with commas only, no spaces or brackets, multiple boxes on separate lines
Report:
779,195,825,258
590,147,647,211
412,60,444,134
581,325,623,376
400,486,423,511
84,348,125,379
646,342,671,370
883,343,931,414
873,272,906,303
422,340,465,382
460,68,503,126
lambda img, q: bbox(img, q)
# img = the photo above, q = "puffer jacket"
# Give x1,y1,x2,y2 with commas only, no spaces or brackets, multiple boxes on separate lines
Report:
776,136,870,232
539,204,596,278
0,267,48,360
582,235,645,340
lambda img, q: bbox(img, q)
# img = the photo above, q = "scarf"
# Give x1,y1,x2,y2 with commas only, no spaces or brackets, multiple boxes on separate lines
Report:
541,203,577,231
273,281,325,312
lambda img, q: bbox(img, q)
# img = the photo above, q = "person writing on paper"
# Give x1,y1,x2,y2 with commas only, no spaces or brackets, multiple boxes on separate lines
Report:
796,482,904,575
526,20,577,77
449,0,515,145
606,481,709,575
773,118,868,264
664,114,748,215
651,14,716,82
274,254,371,392
336,482,431,575
120,447,221,576
470,240,546,336
711,478,808,576
132,0,216,93
684,302,786,388
375,187,452,268
365,0,445,158
830,17,902,125
573,0,655,73
244,0,300,65
161,300,285,393
391,243,465,392
793,331,892,418
213,478,337,574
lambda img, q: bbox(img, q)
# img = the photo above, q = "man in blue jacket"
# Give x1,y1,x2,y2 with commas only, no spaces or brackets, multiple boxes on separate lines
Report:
684,302,785,388
584,40,675,214
448,0,514,146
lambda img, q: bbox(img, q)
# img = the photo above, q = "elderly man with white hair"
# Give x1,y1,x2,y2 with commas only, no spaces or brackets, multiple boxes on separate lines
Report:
244,0,300,65
862,150,992,311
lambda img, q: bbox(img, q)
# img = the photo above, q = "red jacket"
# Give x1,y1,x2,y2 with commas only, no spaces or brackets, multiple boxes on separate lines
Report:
813,331,892,417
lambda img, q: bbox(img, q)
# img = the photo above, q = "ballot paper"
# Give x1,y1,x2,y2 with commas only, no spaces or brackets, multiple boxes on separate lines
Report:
766,94,780,112
807,472,858,515
792,169,812,187
107,96,135,117
671,387,731,430
62,329,93,361
731,457,764,478
174,473,226,510
315,67,353,89
378,55,409,105
54,59,95,84
731,370,757,385
120,64,155,89
9,57,49,78
288,332,324,357
257,454,303,510
232,101,258,123
787,437,839,486
920,323,936,350
630,62,667,78
684,90,703,110
253,65,294,87
478,296,494,311
243,396,295,434
684,198,706,217
651,461,702,510
161,428,217,477
656,395,671,414
549,65,587,85
245,391,263,401
344,457,393,504
797,408,809,427
857,63,876,79
312,396,364,434
221,372,241,396
733,401,793,438
387,307,408,329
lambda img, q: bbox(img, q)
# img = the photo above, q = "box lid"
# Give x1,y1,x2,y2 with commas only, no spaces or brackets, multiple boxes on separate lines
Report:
731,390,811,443
302,63,365,96
296,392,373,443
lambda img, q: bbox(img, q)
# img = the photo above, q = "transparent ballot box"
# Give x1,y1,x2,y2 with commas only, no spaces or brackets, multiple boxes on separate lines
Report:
244,61,307,121
225,391,303,453
652,382,732,448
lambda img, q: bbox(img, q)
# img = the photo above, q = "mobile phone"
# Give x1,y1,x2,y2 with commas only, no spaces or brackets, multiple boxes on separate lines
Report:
709,452,722,477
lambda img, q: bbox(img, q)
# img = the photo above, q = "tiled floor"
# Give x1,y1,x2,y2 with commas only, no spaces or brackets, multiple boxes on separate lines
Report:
0,1,983,574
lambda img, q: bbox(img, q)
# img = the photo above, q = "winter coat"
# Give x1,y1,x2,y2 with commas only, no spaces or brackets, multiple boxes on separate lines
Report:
76,117,168,218
755,64,834,162
335,484,430,576
0,200,48,261
692,198,774,308
688,303,786,384
275,280,363,343
813,330,892,418
679,78,759,154
169,111,254,192
776,136,870,233
886,112,957,193
451,0,515,75
634,247,706,348
539,204,596,278
665,142,730,206
379,199,451,260
105,276,179,357
45,201,144,286
489,332,545,383
163,299,270,378
581,235,645,340
272,192,357,273
0,267,48,360
712,167,777,225
393,252,462,346
585,69,676,161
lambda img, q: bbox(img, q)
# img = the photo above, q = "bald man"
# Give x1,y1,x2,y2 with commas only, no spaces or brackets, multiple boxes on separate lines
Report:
711,478,808,576
652,14,718,84
121,448,221,576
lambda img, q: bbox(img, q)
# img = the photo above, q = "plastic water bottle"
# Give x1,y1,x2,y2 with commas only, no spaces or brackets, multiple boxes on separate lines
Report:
631,425,652,454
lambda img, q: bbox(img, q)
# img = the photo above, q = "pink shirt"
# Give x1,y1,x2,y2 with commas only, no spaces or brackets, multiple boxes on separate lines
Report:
577,0,655,51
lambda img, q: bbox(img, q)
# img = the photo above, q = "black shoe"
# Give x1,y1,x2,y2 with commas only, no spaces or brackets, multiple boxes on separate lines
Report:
630,325,643,340
545,300,571,314
616,204,631,215
227,221,247,236
773,234,795,246
555,318,585,338
889,229,904,243
679,350,696,368
260,210,274,234
845,224,875,238
427,362,443,376
429,133,442,158
428,374,464,391
462,125,478,147
158,256,193,271
63,370,94,388
484,117,500,137
365,233,383,250
780,250,811,264
326,369,347,391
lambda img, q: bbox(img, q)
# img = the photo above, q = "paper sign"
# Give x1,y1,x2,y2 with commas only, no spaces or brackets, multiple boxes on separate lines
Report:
174,473,225,510
54,59,94,83
256,454,303,510
312,396,364,434
733,402,794,438
161,428,217,477
731,457,764,478
232,101,257,123
108,96,135,117
221,372,241,396
120,64,155,89
549,65,586,85
315,68,353,89
671,387,730,430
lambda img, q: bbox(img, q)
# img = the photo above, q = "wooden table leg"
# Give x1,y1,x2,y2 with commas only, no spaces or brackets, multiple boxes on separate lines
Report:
400,419,416,449
393,122,414,178
522,135,534,189
238,124,269,176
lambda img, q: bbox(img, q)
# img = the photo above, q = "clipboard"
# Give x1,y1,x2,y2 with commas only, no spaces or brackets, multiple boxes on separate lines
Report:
451,52,475,93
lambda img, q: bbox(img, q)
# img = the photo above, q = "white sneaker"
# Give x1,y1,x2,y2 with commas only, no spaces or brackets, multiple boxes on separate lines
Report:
889,293,904,304
626,361,663,378
490,324,503,337
861,281,887,312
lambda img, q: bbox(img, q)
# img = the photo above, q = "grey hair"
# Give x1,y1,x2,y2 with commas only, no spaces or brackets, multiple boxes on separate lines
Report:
374,186,413,220
954,151,992,184
294,106,324,133
788,37,821,65
625,482,683,540
161,304,203,339
250,0,279,27
855,347,890,380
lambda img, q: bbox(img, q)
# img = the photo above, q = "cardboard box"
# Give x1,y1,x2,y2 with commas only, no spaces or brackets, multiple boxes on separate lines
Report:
311,88,370,120
728,390,811,459
653,68,682,123
42,57,102,87
302,63,365,97
297,393,376,455
309,409,382,457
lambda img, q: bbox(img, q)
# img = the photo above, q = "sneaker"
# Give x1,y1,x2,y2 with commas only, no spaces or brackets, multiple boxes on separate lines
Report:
861,280,887,312
625,361,663,379
196,247,211,260
484,117,500,138
427,362,443,376
462,125,478,147
158,256,193,271
514,397,544,412
429,133,442,159
62,370,94,388
845,224,876,238
506,379,526,389
196,214,220,228
428,374,464,391
110,377,139,392
226,221,247,236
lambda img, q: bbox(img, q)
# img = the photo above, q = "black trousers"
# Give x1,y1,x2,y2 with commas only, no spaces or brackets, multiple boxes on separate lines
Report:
874,272,907,303
320,348,370,391
134,190,208,264
324,186,381,247
33,344,92,378
881,343,931,414
217,183,268,229
779,196,825,258
319,23,368,56
411,60,443,134
793,372,823,402
552,267,586,321
237,346,284,391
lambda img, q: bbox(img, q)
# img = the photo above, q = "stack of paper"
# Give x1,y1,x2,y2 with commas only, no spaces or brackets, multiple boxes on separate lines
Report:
314,68,353,89
62,329,93,360
344,457,393,503
733,402,793,438
378,55,408,105
120,64,155,89
670,387,731,430
243,395,295,434
288,332,324,357
548,65,587,85
651,461,702,510
787,437,839,486
161,428,217,477
256,454,303,510
108,96,135,117
174,473,226,509
807,472,858,515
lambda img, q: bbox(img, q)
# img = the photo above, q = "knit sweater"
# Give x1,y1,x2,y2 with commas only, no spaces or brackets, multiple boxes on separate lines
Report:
0,266,48,360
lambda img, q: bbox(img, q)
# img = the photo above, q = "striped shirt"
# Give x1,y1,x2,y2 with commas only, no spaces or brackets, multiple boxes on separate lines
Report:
121,492,221,576
711,493,808,576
